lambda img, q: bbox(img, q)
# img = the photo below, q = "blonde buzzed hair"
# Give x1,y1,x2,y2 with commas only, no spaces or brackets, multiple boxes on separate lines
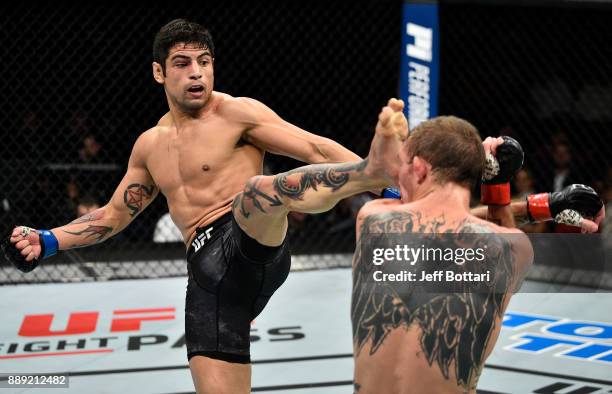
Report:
406,116,485,188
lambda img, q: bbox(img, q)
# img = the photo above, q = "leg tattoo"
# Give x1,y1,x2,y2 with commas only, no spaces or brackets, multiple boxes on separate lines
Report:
237,160,368,219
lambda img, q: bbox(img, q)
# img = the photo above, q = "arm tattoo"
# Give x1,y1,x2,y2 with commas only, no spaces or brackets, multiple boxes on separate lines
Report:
273,160,367,200
351,211,516,389
63,225,113,243
70,215,96,225
70,243,92,248
124,183,156,217
69,208,105,225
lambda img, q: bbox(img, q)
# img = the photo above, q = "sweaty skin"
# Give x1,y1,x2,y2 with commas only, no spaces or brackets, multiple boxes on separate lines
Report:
8,41,368,394
10,90,362,258
9,42,362,263
350,131,533,394
146,93,282,244
351,192,533,394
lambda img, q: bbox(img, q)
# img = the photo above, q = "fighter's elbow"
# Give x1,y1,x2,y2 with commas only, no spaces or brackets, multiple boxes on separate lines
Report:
308,142,331,163
306,136,345,164
103,204,131,234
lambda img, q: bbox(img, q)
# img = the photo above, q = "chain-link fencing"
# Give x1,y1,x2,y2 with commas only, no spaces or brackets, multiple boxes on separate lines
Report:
0,1,610,285
440,1,611,201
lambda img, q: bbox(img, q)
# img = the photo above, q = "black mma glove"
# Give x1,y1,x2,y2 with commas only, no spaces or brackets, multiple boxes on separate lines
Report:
527,184,603,226
1,227,58,272
481,136,524,206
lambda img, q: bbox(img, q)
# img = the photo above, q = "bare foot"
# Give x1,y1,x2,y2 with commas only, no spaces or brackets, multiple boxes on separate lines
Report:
365,98,409,186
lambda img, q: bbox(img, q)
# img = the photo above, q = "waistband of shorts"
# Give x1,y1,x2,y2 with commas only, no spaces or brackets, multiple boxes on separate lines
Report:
195,212,233,234
187,212,234,258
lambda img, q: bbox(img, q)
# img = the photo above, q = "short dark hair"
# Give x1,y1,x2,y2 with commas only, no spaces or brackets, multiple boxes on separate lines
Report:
78,195,99,208
405,116,485,189
153,19,215,74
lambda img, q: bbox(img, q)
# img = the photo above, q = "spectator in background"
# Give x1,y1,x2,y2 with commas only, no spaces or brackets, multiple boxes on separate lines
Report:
552,141,570,191
61,179,81,222
536,133,581,193
65,110,93,159
78,134,103,164
549,139,580,192
75,133,114,204
66,180,79,200
76,195,100,218
512,168,548,233
513,168,536,199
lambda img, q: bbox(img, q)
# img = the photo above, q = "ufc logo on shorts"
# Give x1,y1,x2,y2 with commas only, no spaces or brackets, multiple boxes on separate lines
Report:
192,227,214,252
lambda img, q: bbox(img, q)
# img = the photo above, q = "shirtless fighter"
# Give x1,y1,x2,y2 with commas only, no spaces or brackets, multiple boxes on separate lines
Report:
0,19,407,394
3,19,602,394
350,117,604,393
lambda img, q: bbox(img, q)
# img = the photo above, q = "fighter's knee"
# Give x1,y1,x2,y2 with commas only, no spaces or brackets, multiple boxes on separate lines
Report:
243,175,280,201
244,175,270,191
234,175,288,220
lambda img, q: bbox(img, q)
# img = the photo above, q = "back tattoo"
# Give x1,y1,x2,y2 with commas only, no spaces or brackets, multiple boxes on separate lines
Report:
351,211,517,389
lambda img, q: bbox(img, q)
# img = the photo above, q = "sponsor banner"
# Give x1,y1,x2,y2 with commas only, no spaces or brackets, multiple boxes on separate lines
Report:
488,293,612,392
0,272,353,373
1,271,610,392
400,0,439,128
501,311,612,364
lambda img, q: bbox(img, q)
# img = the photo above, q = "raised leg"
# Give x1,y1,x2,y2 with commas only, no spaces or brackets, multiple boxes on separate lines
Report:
232,98,408,246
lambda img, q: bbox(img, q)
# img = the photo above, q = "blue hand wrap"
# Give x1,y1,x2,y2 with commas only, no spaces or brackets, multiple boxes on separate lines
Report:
382,188,401,199
39,230,58,259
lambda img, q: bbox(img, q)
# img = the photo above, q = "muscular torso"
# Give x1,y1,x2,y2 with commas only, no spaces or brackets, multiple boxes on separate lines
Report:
352,200,520,394
144,93,264,244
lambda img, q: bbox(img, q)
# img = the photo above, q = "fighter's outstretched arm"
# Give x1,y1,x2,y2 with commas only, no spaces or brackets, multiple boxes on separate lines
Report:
471,188,605,232
232,97,363,164
4,132,159,267
471,202,526,224
472,136,605,232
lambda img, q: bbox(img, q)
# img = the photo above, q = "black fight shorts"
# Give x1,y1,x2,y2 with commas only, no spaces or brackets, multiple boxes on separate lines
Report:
185,212,291,363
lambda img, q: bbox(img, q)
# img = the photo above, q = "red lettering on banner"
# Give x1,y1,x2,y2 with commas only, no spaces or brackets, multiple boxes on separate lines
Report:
19,312,99,337
113,307,175,315
110,316,175,332
110,307,176,332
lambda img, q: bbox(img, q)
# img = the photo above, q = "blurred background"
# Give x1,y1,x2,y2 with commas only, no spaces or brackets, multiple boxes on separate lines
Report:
0,0,610,283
